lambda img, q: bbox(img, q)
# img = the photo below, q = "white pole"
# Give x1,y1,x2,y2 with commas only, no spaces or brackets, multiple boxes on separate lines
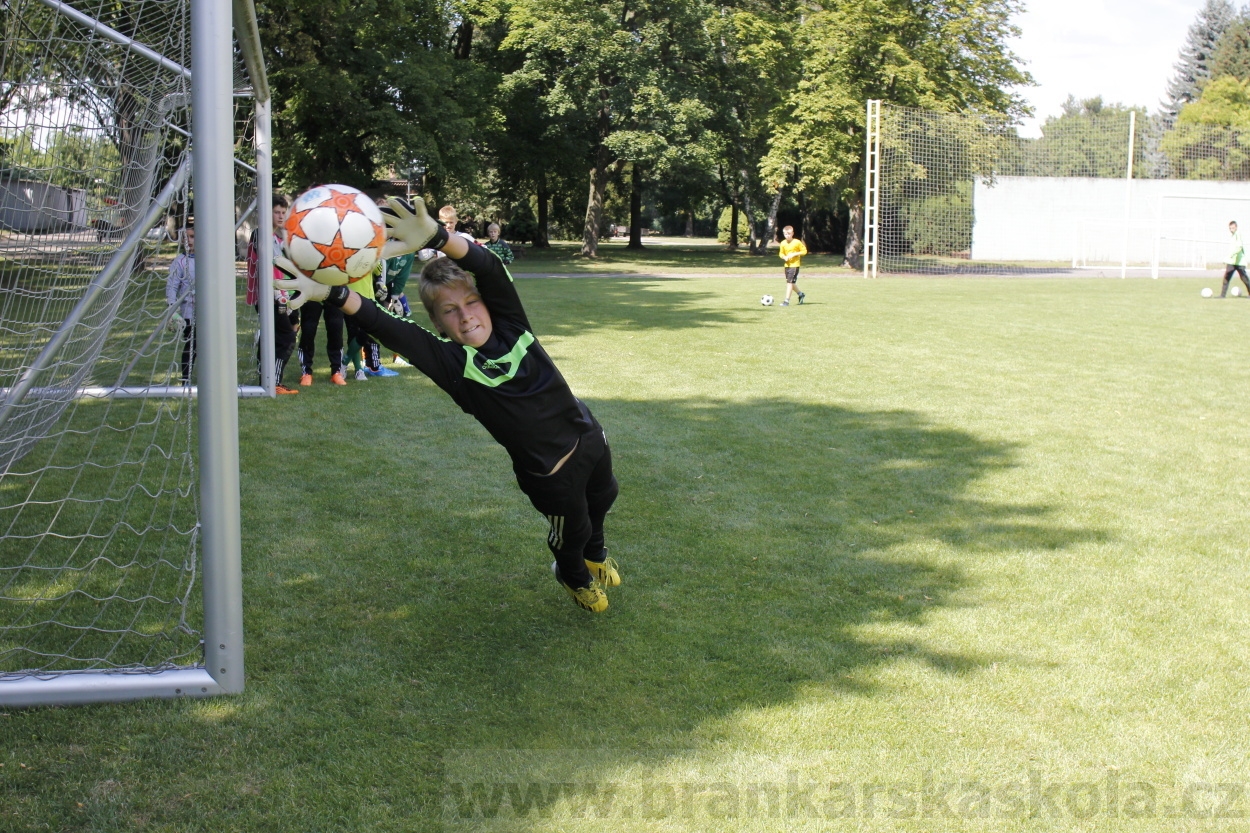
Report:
1152,196,1162,279
1121,111,1137,279
255,98,275,393
192,0,245,695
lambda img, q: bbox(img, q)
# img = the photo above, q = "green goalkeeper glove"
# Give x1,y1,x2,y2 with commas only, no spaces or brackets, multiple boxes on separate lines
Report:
166,311,184,333
272,257,330,311
381,196,445,258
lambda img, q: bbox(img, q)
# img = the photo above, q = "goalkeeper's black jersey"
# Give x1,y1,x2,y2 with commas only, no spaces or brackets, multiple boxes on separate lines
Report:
351,241,595,474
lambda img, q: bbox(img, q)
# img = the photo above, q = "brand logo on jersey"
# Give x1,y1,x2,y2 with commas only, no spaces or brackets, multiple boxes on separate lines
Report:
462,331,535,387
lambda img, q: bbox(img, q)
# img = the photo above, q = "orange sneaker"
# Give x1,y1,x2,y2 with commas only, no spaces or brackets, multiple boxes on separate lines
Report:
275,384,299,395
299,373,312,386
330,372,347,386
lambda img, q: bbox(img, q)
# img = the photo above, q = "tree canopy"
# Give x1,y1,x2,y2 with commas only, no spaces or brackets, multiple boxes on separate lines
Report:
5,0,1035,257
1161,0,1235,127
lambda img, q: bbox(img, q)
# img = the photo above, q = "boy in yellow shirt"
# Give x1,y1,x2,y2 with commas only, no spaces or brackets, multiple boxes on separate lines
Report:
778,225,807,306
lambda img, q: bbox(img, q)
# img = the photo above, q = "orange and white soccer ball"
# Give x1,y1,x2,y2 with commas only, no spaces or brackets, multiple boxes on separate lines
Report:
283,184,386,286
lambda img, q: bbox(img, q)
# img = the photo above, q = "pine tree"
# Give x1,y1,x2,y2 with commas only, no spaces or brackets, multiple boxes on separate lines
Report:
1210,7,1250,82
1160,0,1236,127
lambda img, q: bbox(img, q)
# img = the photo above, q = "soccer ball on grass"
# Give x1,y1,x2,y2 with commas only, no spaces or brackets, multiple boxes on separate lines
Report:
284,184,386,286
1201,287,1214,298
1233,286,1243,297
761,294,774,306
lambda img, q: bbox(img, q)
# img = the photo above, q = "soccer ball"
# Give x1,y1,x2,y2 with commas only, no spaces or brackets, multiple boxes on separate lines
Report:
1233,286,1243,297
761,294,774,306
1201,287,1214,298
284,184,386,286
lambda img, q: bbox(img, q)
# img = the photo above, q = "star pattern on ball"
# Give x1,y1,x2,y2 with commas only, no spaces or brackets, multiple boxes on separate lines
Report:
312,231,354,274
325,187,365,223
285,204,316,243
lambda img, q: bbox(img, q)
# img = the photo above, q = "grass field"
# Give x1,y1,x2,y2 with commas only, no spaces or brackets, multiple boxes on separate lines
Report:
3,257,1250,832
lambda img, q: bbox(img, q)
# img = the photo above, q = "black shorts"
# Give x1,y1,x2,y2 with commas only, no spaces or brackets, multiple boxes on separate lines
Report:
784,267,800,283
513,425,619,587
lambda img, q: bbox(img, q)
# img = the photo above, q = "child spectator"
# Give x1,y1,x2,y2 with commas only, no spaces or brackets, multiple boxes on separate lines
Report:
417,205,476,262
482,222,514,265
246,195,300,393
274,198,620,612
373,204,417,367
296,299,347,386
165,224,196,385
345,259,399,379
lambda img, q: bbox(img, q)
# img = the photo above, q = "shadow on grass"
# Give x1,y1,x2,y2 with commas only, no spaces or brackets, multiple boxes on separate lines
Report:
233,393,1107,828
523,277,752,335
507,241,769,275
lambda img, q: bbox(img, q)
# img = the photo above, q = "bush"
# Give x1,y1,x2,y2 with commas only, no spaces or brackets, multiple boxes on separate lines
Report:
504,202,539,244
716,207,749,245
901,183,972,256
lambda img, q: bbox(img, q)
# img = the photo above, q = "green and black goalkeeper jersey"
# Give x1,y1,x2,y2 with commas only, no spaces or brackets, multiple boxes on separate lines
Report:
351,242,595,474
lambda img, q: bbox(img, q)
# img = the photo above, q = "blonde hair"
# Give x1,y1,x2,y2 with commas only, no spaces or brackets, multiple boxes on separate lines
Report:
438,205,458,223
419,257,478,321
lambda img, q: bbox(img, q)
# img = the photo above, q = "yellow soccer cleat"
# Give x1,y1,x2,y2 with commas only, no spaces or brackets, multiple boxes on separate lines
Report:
551,562,608,612
584,553,620,587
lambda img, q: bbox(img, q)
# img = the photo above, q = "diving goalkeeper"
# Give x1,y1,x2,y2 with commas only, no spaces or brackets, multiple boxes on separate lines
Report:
274,198,620,613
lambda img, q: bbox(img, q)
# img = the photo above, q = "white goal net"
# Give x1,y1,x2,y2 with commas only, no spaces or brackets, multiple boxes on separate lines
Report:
0,0,264,705
864,102,1250,276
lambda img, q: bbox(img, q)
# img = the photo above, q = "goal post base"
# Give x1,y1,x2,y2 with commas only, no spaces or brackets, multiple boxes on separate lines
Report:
0,668,227,708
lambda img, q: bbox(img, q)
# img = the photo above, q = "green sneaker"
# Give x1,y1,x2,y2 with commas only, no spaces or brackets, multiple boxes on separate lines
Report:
797,291,806,305
551,562,609,612
585,552,620,587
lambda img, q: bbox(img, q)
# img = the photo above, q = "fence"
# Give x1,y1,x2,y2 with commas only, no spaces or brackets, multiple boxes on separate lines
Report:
863,102,1250,277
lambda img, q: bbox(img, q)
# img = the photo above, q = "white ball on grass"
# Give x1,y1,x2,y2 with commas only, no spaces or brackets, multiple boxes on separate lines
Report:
1201,287,1214,298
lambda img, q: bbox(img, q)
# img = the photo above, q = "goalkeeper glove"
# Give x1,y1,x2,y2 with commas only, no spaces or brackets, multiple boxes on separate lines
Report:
272,257,330,311
380,196,447,258
167,311,184,333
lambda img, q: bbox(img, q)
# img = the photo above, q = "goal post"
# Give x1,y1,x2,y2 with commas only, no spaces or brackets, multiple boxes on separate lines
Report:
0,0,267,706
1149,193,1250,279
192,0,245,702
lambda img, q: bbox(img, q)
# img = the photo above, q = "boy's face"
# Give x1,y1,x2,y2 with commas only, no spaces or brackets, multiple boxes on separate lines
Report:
1232,222,1239,233
443,217,457,234
273,204,288,229
429,283,493,347
487,225,500,241
783,227,794,239
184,229,195,253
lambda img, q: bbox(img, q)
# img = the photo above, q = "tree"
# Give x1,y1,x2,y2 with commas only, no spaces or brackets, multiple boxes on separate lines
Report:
704,3,802,254
770,0,1031,263
1161,0,1235,128
1211,10,1250,80
1,3,200,227
1027,96,1144,178
1160,75,1250,179
258,0,486,192
500,0,720,256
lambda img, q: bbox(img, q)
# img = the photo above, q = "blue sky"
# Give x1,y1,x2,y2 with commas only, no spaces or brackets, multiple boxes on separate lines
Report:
1012,0,1211,136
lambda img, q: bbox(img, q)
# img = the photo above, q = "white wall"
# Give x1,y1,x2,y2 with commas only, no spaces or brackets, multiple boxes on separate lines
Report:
0,180,87,233
971,177,1250,266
